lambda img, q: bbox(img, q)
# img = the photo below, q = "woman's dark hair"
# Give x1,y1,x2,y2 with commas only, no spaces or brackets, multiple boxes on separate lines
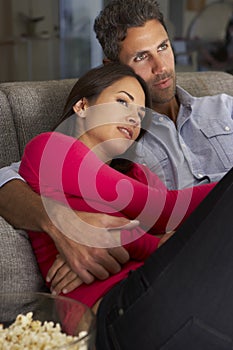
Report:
94,0,167,61
56,62,152,173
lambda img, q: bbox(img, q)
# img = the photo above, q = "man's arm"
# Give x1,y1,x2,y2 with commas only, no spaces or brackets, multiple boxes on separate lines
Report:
0,179,131,283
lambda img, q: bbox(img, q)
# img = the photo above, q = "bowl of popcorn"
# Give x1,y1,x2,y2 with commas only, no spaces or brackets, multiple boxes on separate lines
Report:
0,292,96,349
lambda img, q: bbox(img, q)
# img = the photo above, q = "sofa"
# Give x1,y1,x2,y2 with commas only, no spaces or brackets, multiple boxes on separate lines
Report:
0,71,233,295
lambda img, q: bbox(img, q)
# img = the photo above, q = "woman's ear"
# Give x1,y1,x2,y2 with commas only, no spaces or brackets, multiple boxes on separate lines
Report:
73,98,88,118
103,58,112,65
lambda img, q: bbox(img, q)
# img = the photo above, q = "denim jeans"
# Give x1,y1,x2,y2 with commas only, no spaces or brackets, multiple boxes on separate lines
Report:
96,168,233,350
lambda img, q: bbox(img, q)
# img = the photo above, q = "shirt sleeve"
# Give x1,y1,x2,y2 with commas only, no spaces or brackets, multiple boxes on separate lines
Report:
0,161,23,187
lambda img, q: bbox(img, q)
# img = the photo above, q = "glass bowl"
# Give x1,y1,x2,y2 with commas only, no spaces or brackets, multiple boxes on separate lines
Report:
0,292,96,349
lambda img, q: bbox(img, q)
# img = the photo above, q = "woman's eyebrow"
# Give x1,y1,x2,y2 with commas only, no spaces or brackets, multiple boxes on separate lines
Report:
118,91,134,101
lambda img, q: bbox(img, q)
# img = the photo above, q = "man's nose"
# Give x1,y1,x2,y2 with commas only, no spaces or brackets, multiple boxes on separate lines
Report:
150,54,165,74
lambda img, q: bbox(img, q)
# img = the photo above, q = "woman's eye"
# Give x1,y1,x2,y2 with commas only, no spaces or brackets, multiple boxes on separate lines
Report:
117,98,128,107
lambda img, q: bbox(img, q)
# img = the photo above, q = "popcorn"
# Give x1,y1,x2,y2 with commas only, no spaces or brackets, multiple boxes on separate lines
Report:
0,312,88,349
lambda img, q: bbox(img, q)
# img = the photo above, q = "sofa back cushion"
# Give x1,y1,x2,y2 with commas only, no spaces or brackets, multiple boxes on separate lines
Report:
0,90,20,167
0,71,232,168
0,79,76,160
176,71,233,97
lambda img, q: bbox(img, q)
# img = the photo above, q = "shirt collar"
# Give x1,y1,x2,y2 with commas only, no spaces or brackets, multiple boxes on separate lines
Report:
176,85,196,109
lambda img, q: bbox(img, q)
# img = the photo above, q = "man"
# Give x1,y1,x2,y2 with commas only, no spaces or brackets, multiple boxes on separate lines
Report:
0,0,232,293
94,0,233,190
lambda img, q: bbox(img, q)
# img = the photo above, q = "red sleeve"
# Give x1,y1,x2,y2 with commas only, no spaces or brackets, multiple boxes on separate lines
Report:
19,132,216,234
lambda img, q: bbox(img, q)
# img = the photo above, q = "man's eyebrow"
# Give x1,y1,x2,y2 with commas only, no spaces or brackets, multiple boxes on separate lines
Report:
118,91,134,101
161,38,170,45
134,38,170,56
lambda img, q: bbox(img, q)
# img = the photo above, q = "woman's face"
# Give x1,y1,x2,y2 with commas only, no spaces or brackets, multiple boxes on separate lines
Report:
77,76,146,162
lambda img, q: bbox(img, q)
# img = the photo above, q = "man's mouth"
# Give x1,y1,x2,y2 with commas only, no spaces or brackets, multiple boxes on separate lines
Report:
152,76,172,90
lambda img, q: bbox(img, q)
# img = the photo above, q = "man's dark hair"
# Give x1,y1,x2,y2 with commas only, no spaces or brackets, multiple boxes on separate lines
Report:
94,0,167,61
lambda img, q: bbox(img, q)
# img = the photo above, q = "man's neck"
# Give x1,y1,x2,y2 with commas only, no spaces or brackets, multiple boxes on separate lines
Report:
153,96,179,123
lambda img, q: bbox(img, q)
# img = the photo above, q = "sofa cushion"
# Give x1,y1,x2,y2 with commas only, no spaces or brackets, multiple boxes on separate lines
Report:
0,216,46,293
177,71,233,97
0,90,20,168
0,79,76,158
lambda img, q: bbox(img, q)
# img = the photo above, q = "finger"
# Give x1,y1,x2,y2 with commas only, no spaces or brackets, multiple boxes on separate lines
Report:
51,271,83,295
70,267,96,285
46,255,65,283
108,246,130,265
61,277,83,294
84,248,125,277
50,264,71,289
81,261,110,281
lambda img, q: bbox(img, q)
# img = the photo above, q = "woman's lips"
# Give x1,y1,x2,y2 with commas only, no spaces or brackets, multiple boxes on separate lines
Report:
117,126,133,139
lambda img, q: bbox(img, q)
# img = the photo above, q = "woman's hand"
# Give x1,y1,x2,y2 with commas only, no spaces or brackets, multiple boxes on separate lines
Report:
48,255,83,295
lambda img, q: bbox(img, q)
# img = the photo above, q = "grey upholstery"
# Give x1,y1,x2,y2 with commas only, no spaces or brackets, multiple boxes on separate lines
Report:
0,79,75,162
0,91,20,167
0,71,233,295
176,71,233,97
0,217,45,293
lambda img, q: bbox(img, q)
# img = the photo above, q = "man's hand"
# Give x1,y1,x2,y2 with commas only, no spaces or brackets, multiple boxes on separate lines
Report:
0,180,138,285
41,196,139,284
47,229,130,285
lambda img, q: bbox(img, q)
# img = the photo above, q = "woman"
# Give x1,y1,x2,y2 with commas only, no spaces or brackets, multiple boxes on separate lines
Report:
19,63,223,348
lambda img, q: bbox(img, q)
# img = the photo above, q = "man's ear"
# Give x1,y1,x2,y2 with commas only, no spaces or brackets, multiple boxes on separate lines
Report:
73,98,88,117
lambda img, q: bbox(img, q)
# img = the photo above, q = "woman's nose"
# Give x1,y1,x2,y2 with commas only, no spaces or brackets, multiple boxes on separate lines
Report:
126,113,140,127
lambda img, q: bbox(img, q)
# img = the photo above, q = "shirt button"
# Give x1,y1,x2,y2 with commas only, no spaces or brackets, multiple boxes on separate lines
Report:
225,126,230,131
159,117,164,122
118,308,124,316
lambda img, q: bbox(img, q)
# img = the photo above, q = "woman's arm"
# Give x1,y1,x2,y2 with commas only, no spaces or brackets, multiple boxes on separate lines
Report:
0,179,130,284
20,132,216,235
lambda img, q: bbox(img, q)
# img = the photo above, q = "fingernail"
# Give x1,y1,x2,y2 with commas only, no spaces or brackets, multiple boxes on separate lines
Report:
46,276,50,282
51,290,56,295
62,288,68,294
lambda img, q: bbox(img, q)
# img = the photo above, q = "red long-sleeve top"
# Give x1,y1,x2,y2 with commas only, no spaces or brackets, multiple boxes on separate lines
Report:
19,132,216,307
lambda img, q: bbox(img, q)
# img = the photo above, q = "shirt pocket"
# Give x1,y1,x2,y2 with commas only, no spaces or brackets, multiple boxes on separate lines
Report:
200,118,233,169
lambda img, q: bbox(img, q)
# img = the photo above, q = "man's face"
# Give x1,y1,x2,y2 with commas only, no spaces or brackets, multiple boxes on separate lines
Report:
118,19,176,106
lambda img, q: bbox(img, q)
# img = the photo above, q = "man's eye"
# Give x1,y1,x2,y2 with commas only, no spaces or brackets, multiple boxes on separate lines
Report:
117,98,128,107
158,42,169,52
134,53,147,62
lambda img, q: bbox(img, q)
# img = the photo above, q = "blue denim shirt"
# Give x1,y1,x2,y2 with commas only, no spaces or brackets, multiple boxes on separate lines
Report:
134,86,233,189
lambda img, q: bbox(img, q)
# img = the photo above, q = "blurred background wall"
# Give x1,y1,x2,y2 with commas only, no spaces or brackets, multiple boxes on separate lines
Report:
0,0,232,82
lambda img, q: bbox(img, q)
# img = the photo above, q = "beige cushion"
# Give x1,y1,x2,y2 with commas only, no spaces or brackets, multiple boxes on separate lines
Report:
177,71,233,96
